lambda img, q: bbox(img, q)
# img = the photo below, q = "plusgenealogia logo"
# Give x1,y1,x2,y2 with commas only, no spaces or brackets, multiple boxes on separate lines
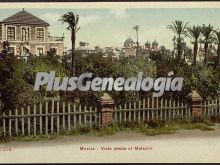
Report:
34,71,183,97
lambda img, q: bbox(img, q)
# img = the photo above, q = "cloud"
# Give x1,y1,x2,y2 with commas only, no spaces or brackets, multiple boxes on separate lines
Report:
40,12,62,24
107,8,129,19
40,12,101,27
79,15,101,27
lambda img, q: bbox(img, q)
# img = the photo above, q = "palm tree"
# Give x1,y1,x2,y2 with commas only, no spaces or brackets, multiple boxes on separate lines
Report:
187,26,201,65
214,30,220,66
167,20,189,63
200,24,214,65
60,12,80,76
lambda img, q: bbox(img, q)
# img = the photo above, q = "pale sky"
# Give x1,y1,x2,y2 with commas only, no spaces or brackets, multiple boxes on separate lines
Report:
0,8,220,50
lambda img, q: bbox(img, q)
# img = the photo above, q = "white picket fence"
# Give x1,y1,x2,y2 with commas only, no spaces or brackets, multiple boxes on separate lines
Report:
0,100,99,136
1,96,220,137
203,98,220,117
113,97,190,123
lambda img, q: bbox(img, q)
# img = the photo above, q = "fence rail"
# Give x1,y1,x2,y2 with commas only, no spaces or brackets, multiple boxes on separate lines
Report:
113,98,190,123
1,96,220,137
0,101,99,137
202,98,220,117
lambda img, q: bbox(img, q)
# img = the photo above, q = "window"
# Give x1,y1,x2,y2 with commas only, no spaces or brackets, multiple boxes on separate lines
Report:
22,27,29,41
7,27,15,41
8,47,15,55
50,47,58,55
36,47,44,56
36,28,44,41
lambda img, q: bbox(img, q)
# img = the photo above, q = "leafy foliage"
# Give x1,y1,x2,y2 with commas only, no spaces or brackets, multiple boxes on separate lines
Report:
1,78,40,110
110,55,157,104
167,20,189,62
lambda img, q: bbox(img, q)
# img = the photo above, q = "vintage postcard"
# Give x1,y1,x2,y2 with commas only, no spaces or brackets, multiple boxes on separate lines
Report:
0,1,220,163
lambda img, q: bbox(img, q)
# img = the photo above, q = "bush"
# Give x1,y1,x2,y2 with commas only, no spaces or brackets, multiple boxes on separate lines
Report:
147,119,166,129
123,121,141,129
191,116,207,123
0,78,40,111
156,59,219,99
210,115,220,123
110,55,157,104
78,126,90,135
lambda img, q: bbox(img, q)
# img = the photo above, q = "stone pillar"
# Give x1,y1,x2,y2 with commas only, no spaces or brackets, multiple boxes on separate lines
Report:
187,90,203,117
98,93,114,126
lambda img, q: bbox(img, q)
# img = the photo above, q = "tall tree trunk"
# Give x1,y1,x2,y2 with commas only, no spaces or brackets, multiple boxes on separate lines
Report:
217,44,220,66
71,32,76,76
204,42,208,65
204,43,208,65
193,41,198,65
177,40,181,63
177,36,181,63
136,30,139,57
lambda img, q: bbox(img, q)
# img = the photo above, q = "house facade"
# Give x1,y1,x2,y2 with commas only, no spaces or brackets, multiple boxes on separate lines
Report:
0,9,64,57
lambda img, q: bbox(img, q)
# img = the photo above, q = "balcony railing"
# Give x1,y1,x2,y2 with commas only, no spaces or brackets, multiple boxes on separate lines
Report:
49,36,64,42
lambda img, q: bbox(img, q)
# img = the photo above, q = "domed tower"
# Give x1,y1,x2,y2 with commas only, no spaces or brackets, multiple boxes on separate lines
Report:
145,40,151,49
152,40,159,50
124,37,135,47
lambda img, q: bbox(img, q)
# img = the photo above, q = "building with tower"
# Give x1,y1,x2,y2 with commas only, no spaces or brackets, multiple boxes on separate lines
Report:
142,39,160,56
121,37,137,58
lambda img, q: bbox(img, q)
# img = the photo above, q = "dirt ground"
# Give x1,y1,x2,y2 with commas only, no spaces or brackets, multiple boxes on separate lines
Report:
1,124,220,163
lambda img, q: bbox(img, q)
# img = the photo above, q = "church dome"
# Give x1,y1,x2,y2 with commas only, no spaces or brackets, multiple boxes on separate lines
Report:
145,40,151,45
124,37,135,47
124,37,135,45
152,40,158,46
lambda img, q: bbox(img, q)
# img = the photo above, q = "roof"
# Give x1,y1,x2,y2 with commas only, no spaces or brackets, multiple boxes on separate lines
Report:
0,10,49,26
152,40,158,45
124,37,135,44
145,40,151,45
75,47,94,51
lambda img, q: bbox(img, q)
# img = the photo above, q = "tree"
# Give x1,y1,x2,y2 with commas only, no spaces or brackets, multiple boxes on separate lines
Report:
60,12,80,76
187,26,201,65
167,20,189,63
112,55,157,104
214,30,220,66
201,24,214,65
1,78,39,110
62,53,116,105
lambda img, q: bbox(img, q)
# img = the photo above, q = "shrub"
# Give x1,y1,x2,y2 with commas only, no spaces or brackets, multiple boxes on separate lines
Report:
110,55,157,104
147,119,166,128
210,115,220,123
78,126,90,135
123,121,141,129
0,78,40,111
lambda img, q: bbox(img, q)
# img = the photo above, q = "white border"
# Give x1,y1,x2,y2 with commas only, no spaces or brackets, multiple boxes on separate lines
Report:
0,2,219,9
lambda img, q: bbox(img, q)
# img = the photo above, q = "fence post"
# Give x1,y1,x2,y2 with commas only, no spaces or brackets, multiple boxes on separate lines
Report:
98,93,114,126
187,90,203,117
